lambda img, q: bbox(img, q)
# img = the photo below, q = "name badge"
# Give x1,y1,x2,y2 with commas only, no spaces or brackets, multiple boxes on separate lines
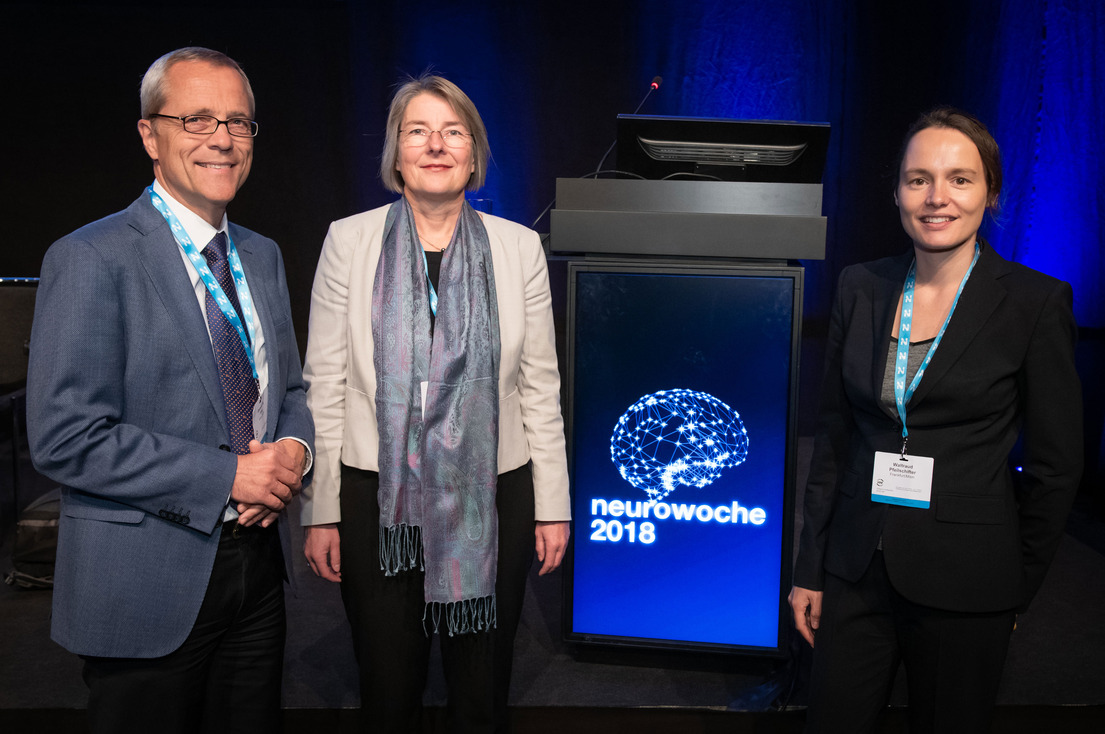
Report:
871,451,934,508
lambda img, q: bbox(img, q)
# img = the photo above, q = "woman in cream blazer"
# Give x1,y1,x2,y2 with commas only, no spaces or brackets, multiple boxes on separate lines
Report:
300,74,570,732
299,204,571,530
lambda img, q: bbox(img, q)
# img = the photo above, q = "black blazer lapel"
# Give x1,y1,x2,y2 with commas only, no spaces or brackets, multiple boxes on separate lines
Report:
905,243,1009,409
868,253,912,420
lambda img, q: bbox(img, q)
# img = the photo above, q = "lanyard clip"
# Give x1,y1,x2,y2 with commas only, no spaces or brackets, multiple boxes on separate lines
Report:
900,436,909,461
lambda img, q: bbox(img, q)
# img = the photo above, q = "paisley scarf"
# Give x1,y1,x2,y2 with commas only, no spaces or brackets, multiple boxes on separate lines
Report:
372,197,500,635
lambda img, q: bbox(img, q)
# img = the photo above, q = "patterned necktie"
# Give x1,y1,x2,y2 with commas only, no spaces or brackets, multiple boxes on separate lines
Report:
202,232,258,454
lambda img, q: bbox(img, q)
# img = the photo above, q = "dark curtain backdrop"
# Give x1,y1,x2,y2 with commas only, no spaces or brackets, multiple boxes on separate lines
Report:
3,0,1101,331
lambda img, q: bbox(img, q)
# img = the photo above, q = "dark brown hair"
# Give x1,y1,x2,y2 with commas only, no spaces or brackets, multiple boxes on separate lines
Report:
897,106,1002,211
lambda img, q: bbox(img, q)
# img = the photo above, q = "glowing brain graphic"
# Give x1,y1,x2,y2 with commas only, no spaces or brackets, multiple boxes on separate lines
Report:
610,389,749,501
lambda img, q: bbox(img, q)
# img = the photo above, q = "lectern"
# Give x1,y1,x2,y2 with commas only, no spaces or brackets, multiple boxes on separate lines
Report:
555,120,827,656
550,177,825,260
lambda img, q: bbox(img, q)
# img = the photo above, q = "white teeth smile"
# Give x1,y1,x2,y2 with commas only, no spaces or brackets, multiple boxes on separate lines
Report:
198,163,231,169
922,216,953,223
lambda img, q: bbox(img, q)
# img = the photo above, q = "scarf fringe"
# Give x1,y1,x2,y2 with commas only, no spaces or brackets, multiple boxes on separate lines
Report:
380,523,424,576
424,594,498,637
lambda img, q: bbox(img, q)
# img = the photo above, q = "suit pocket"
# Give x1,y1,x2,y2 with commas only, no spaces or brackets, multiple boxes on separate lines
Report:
64,503,145,525
936,494,1008,524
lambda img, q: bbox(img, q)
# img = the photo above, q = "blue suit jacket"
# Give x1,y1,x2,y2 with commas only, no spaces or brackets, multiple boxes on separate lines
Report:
28,194,314,658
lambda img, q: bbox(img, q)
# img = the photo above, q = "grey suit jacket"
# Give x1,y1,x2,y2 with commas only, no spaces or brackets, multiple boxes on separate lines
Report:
27,193,314,658
794,242,1082,612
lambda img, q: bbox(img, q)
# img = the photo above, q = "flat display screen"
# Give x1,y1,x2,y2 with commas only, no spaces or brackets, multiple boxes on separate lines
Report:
615,114,830,183
564,260,801,654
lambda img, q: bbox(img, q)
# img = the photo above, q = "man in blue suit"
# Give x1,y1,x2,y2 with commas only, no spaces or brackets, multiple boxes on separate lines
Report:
27,47,313,733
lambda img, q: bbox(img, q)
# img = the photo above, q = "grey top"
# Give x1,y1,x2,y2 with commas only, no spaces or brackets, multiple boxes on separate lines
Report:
880,336,935,414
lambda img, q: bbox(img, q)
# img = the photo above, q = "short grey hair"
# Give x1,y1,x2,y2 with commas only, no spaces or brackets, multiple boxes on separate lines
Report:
140,47,255,119
379,73,490,194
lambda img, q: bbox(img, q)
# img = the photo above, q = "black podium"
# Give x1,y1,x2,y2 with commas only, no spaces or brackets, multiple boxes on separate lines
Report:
550,177,825,260
554,172,823,656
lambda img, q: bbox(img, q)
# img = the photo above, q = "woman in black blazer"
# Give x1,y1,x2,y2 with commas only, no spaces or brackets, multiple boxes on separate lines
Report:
789,108,1083,733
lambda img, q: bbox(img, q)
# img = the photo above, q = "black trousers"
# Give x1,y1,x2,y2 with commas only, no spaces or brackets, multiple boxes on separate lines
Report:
806,551,1016,734
338,462,536,734
81,522,286,734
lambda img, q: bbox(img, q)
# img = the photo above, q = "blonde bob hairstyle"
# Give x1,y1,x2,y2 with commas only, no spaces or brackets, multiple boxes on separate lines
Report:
379,74,490,194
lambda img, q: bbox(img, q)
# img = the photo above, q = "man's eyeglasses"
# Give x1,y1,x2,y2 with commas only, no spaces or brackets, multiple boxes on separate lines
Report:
149,113,259,138
399,127,471,149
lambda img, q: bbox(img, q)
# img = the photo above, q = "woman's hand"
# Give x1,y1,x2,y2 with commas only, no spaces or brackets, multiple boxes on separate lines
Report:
789,585,823,647
534,521,570,575
304,523,342,582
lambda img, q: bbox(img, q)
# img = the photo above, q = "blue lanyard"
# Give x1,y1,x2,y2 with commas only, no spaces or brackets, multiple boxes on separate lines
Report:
147,186,259,378
421,249,439,317
894,242,980,453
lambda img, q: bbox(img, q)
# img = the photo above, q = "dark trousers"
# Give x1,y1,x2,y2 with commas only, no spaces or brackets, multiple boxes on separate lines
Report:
338,463,536,734
806,551,1016,734
81,522,286,734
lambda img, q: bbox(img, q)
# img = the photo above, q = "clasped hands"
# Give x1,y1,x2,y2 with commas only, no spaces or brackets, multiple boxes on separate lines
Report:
231,439,306,528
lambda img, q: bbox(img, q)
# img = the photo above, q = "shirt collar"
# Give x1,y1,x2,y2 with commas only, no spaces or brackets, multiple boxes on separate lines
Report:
151,180,228,251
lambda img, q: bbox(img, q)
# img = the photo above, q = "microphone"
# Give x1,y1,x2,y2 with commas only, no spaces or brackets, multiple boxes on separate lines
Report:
592,75,663,177
530,75,664,231
636,76,662,112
